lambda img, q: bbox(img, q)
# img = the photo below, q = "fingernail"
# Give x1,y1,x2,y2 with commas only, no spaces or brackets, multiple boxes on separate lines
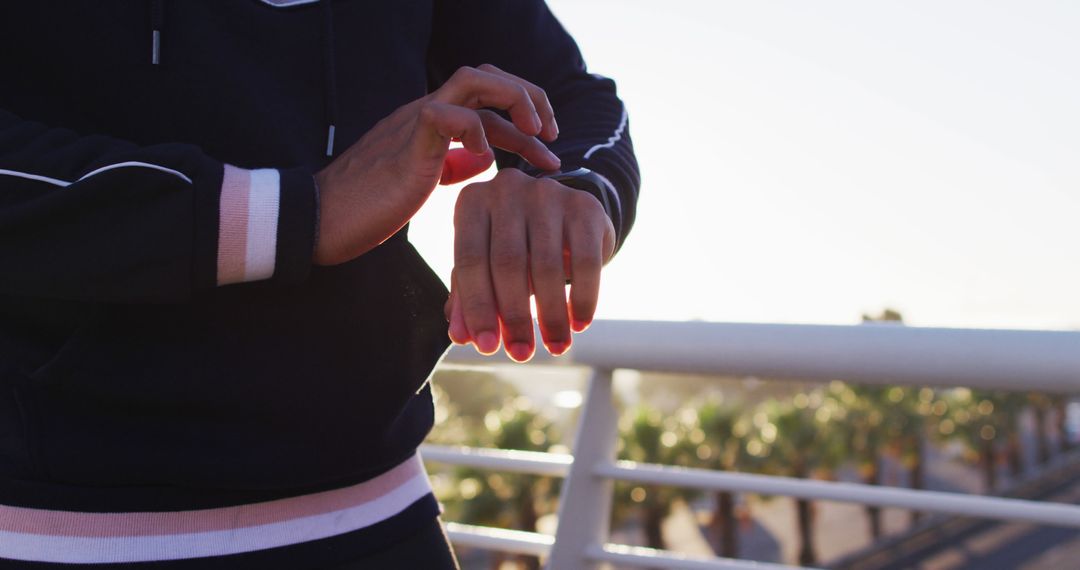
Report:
547,149,560,165
448,320,469,344
571,319,589,333
476,331,499,355
448,329,467,345
546,340,570,356
509,342,533,363
532,113,542,134
553,118,560,138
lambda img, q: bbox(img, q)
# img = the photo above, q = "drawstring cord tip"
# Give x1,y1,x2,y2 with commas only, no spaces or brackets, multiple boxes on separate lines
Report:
325,124,336,157
152,30,161,65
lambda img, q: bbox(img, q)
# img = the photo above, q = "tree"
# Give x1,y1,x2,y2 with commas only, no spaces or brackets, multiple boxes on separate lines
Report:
692,399,755,558
941,389,1017,494
754,392,847,566
614,406,697,550
1029,392,1053,465
890,385,940,526
435,397,560,570
858,309,934,526
1053,394,1075,453
830,382,888,539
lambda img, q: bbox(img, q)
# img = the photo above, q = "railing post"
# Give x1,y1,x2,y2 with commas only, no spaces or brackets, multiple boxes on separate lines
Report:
548,368,619,570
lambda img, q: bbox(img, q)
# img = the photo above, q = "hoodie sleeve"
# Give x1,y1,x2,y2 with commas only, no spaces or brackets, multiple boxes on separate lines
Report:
427,0,640,253
0,108,317,303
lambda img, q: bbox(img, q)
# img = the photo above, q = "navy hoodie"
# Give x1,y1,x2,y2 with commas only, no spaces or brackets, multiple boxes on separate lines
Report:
0,0,639,513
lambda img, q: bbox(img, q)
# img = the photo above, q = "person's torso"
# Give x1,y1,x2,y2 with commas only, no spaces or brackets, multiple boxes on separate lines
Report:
0,0,451,507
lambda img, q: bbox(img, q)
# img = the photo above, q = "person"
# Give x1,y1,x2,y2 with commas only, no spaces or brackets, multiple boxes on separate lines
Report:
0,1,638,568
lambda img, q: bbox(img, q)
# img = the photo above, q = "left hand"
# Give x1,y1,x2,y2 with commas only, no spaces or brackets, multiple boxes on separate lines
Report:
446,168,616,362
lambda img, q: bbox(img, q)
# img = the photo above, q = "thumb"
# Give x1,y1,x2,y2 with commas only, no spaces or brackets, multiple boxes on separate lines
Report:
440,147,495,185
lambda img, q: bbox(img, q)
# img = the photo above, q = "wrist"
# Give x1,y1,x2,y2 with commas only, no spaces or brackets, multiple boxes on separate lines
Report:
540,167,621,247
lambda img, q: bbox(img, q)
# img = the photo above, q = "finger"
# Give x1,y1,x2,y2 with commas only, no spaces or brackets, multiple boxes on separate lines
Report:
528,207,571,355
477,110,560,172
414,102,489,161
454,186,501,355
487,189,534,363
441,147,495,185
434,66,543,137
566,212,606,333
477,63,559,142
447,270,472,344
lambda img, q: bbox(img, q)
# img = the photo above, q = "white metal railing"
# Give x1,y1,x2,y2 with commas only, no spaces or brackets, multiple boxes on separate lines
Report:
421,320,1080,569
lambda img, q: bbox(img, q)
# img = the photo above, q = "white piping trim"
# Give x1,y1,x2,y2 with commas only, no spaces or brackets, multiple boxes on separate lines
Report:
1,162,193,187
325,124,336,157
583,106,628,160
78,161,193,184
258,0,320,7
0,169,72,187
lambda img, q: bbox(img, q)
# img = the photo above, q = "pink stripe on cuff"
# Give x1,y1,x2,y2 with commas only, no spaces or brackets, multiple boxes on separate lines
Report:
216,164,251,285
0,454,427,538
216,165,280,286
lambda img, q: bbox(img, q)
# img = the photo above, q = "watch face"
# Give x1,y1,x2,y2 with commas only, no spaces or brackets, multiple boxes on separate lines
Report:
560,167,593,178
543,167,592,181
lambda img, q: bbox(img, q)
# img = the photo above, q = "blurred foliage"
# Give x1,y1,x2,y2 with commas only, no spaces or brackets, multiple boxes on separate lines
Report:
429,376,561,570
427,312,1076,566
612,405,699,549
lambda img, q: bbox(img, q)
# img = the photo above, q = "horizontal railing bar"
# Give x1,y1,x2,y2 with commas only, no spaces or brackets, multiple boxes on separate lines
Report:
586,544,814,570
597,461,1080,529
443,524,807,569
444,522,553,557
420,444,573,477
422,446,1080,528
445,320,1080,391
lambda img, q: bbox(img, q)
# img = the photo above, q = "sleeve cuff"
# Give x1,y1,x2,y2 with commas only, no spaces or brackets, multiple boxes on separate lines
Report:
215,164,316,287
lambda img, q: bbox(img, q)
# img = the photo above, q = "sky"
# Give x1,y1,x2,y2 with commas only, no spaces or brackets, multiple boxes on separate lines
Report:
409,0,1080,331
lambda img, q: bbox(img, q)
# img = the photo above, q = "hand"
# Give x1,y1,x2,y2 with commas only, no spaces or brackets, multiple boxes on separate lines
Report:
313,64,561,266
446,168,616,362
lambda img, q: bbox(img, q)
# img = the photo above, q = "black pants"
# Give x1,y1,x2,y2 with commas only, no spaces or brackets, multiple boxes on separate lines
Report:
324,517,460,570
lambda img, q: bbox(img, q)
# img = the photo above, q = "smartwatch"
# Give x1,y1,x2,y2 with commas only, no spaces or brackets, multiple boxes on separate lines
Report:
541,167,622,247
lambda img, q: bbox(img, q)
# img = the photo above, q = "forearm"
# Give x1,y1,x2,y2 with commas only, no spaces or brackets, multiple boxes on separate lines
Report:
0,108,317,302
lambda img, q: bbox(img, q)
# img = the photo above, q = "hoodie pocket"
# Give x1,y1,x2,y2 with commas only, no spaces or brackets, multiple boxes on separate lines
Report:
26,314,102,390
28,237,451,489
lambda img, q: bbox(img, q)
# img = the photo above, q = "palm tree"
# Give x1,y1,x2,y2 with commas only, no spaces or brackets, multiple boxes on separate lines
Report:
859,309,935,526
882,385,935,525
693,399,754,558
435,398,560,570
1029,392,1053,465
942,389,1017,494
614,406,698,550
830,382,888,539
754,392,847,566
1053,394,1075,453
997,392,1028,480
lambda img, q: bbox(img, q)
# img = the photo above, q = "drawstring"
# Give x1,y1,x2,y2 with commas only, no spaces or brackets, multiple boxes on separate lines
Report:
151,0,164,65
321,0,339,157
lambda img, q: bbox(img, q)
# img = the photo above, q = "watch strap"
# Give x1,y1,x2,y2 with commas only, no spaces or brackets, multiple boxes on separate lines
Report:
541,167,623,249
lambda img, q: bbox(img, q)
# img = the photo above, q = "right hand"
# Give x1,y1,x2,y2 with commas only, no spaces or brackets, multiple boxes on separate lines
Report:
313,64,561,266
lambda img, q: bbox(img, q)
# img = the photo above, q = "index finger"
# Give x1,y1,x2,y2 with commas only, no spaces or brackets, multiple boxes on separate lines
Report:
433,66,547,138
476,63,558,142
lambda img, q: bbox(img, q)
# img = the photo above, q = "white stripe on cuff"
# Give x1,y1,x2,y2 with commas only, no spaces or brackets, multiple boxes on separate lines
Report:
243,169,281,282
